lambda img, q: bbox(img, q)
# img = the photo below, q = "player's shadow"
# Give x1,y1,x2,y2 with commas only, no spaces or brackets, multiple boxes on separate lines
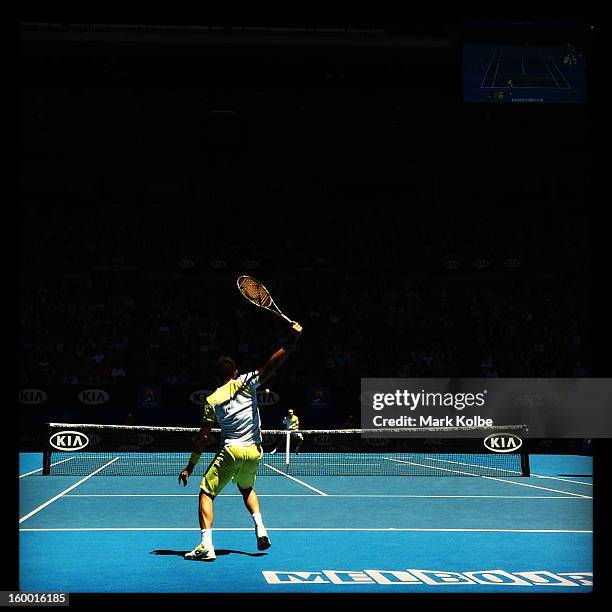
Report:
151,549,267,558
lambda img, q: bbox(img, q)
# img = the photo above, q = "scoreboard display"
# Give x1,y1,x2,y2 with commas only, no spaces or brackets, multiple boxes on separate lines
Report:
463,21,589,104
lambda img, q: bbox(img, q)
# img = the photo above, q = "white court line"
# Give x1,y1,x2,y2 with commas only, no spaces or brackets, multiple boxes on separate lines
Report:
545,62,561,88
533,474,592,487
64,493,587,500
481,477,592,499
539,48,571,89
401,454,522,475
18,458,120,524
386,458,592,499
65,493,320,498
19,527,592,534
539,49,561,88
492,55,501,88
480,48,498,88
19,457,75,479
387,457,493,477
553,62,572,88
262,463,327,496
395,455,593,486
548,61,572,88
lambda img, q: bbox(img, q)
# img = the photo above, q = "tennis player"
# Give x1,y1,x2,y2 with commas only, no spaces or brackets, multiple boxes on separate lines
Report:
270,409,304,455
179,321,303,561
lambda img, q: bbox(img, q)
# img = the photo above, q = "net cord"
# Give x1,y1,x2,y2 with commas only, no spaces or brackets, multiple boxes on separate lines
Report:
47,422,528,435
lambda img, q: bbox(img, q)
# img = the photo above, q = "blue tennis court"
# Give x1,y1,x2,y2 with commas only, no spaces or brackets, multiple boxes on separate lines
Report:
19,452,592,593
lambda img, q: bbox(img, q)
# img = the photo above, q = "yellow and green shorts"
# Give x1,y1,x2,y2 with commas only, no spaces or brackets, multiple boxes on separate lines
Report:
200,444,263,498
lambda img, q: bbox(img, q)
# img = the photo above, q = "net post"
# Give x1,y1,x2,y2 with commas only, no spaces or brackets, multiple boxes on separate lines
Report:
521,443,530,477
42,423,52,475
284,430,291,468
42,450,51,475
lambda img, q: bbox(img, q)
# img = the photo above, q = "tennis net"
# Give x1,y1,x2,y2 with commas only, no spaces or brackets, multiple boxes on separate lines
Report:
43,422,530,477
42,423,529,477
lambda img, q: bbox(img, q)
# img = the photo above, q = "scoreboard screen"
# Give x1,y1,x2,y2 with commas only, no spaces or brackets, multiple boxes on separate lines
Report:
462,21,588,104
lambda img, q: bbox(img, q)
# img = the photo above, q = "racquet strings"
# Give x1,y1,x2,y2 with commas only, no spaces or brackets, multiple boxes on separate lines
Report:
238,276,272,308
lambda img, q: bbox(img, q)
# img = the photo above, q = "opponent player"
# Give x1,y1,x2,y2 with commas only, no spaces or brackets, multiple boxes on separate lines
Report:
270,409,304,455
179,322,303,561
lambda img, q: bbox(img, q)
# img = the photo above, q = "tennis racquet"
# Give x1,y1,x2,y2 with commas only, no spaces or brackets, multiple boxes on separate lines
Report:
236,275,293,324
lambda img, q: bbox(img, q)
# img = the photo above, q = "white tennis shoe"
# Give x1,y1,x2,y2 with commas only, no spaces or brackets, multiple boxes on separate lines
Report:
185,543,216,561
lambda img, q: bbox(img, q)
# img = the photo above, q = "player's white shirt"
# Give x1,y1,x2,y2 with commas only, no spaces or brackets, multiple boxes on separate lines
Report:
205,371,262,447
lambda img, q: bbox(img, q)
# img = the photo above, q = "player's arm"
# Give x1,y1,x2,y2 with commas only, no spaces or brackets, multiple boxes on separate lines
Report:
259,322,302,384
179,402,215,485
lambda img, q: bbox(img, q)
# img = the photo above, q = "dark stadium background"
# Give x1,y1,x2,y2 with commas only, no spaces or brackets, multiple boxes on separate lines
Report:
19,19,595,448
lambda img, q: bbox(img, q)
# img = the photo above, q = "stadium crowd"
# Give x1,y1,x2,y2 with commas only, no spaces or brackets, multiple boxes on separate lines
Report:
20,205,591,396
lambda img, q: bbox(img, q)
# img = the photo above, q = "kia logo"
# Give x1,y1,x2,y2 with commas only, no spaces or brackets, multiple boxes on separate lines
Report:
257,390,279,406
262,434,277,446
78,389,110,405
484,433,523,453
178,258,195,269
504,257,521,268
210,259,227,269
313,434,332,447
135,434,154,446
443,260,460,270
366,437,388,447
474,259,491,269
50,431,90,451
19,389,48,405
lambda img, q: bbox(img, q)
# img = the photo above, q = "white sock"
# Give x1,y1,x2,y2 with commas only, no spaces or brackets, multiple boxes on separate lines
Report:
201,528,213,549
252,512,266,535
